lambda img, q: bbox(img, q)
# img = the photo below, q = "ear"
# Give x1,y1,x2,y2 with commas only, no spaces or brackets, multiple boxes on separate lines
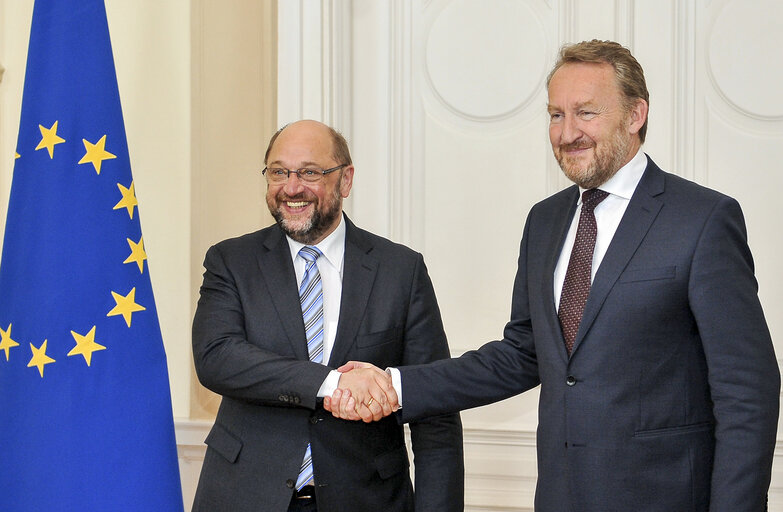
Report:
628,98,648,136
339,165,354,198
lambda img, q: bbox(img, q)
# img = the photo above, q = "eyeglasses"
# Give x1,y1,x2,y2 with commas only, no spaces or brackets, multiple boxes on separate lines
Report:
262,164,347,183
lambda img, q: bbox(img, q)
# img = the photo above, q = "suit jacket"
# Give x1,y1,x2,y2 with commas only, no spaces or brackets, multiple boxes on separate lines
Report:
192,215,463,512
399,157,779,512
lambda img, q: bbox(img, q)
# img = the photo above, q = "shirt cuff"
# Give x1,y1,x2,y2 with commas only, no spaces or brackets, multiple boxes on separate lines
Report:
316,369,341,398
386,367,403,407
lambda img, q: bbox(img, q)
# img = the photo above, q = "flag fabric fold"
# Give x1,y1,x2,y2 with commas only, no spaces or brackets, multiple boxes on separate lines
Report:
0,0,183,510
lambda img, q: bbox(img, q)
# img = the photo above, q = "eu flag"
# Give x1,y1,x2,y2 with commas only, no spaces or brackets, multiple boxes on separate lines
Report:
0,1,184,510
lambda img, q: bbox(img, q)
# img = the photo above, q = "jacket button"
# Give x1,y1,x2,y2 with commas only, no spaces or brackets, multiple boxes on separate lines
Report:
286,479,295,489
309,416,319,424
566,375,576,386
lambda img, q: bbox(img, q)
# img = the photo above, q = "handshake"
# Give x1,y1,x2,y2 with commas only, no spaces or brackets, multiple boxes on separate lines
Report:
323,361,400,423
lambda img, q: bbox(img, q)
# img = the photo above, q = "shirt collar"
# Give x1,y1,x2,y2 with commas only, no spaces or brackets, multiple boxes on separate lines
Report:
286,213,346,273
578,148,647,203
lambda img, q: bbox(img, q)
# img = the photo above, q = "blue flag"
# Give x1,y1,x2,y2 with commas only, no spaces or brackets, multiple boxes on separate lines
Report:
0,1,184,510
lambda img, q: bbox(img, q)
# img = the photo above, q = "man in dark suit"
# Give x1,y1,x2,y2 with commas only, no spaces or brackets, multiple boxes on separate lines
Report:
326,40,780,511
191,119,463,512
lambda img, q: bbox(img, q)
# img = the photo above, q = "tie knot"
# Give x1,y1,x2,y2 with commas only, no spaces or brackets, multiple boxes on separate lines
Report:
299,246,322,263
581,188,609,212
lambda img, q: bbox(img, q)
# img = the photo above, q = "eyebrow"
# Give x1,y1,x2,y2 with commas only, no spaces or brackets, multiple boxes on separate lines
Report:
547,101,598,113
574,102,599,111
268,160,321,168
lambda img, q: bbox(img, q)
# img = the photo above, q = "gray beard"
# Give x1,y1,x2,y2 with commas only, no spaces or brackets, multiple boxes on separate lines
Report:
269,183,343,244
557,124,633,189
272,203,341,244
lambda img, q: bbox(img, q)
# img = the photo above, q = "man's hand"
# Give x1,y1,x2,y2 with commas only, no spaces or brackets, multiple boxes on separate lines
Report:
323,361,399,422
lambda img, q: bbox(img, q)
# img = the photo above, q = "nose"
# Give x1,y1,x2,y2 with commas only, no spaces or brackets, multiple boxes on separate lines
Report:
559,115,582,145
282,172,305,196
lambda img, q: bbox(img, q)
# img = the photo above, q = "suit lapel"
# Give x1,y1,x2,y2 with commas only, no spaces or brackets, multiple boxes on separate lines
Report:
256,227,310,360
570,158,665,355
541,187,581,363
328,217,378,367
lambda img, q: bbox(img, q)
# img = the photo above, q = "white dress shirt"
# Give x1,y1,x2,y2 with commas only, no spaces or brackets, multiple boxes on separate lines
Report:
285,215,345,396
553,149,647,308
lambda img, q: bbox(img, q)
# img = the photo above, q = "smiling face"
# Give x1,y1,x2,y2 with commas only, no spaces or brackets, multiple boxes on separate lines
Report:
547,62,647,189
264,120,354,244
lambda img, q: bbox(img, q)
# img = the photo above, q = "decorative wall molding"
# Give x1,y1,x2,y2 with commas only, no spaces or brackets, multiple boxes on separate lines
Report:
173,423,540,471
388,0,420,247
615,0,635,46
277,0,352,128
175,418,212,446
705,0,783,121
558,0,577,45
421,0,547,127
323,0,354,139
672,0,697,180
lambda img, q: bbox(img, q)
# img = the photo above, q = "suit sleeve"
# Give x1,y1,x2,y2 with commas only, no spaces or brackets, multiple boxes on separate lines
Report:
192,243,331,410
399,217,541,423
688,197,779,511
402,255,465,512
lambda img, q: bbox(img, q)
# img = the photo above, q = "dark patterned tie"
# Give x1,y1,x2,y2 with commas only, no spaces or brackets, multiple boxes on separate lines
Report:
558,188,609,355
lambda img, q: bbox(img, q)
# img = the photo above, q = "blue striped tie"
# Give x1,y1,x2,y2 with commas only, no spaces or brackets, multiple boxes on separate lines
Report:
295,246,323,490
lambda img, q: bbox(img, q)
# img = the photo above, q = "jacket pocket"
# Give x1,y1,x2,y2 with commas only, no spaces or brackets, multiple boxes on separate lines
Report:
356,327,402,348
374,445,410,479
205,423,243,463
619,266,676,283
633,421,713,439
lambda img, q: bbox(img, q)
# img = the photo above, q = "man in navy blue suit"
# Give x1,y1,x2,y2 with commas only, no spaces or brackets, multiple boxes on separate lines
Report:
326,40,780,511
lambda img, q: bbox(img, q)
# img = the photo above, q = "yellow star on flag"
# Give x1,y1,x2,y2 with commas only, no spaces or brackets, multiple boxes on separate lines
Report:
35,120,66,158
107,287,146,327
113,182,138,219
15,151,20,159
124,236,147,273
0,323,20,361
28,339,55,377
78,134,116,175
68,326,106,366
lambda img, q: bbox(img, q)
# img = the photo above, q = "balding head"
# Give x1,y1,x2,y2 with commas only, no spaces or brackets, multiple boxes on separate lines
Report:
264,120,352,167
